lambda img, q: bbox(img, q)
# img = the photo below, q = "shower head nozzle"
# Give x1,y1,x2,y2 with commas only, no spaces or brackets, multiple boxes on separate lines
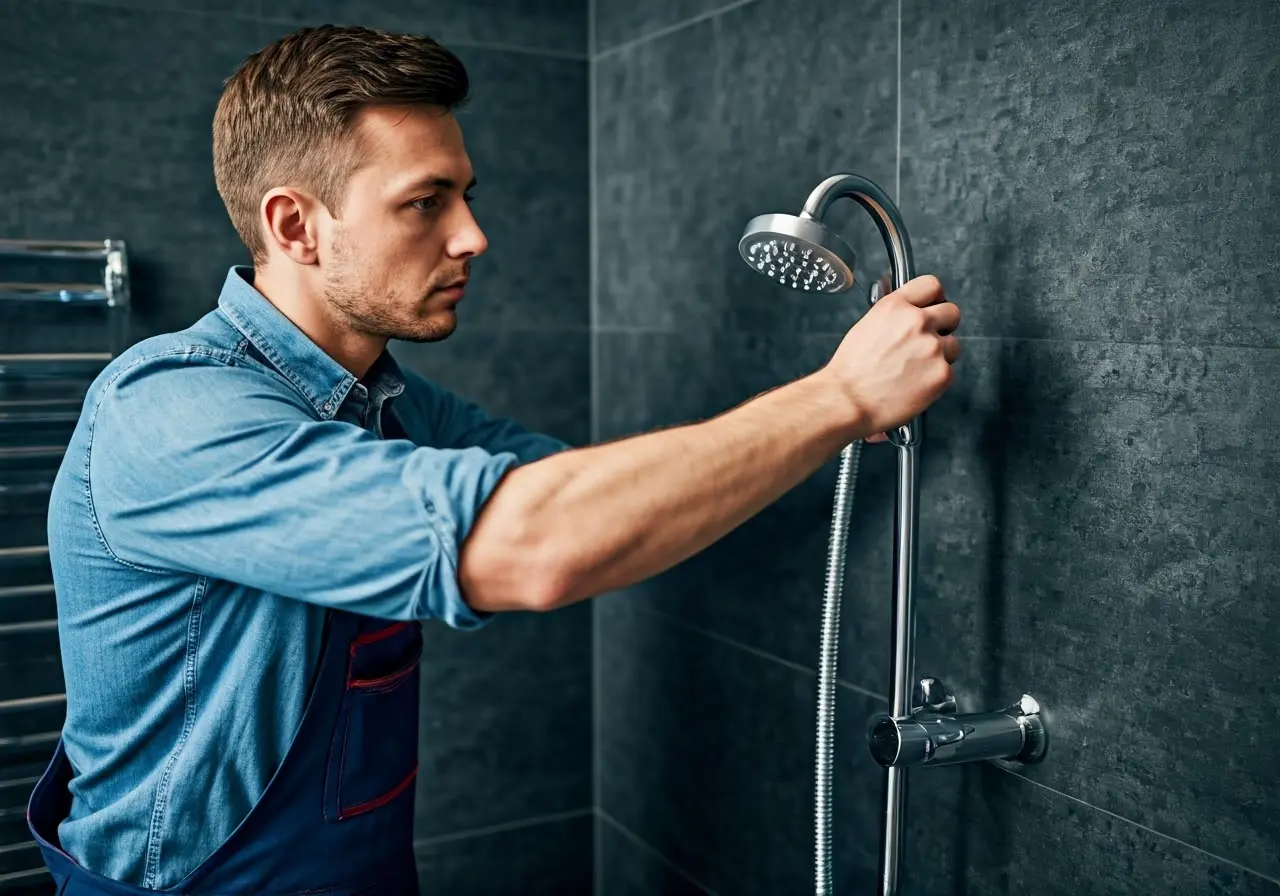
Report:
738,213,856,294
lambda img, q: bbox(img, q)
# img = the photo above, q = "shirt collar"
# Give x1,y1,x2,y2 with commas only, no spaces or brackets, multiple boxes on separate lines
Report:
216,266,404,419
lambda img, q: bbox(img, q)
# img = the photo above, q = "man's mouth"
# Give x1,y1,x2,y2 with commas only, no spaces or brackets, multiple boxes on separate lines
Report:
435,279,467,299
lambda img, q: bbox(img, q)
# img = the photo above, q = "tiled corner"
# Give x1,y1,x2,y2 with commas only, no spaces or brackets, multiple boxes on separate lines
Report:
597,815,714,896
899,0,1280,346
595,0,898,334
415,812,594,895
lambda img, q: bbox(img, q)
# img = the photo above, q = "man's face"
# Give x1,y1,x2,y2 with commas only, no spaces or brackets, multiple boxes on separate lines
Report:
321,106,486,343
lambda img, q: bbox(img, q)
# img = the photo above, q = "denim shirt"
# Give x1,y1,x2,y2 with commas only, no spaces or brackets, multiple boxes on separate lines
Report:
46,267,567,889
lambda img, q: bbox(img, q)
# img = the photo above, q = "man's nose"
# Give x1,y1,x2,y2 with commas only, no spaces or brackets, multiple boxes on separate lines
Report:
447,205,488,258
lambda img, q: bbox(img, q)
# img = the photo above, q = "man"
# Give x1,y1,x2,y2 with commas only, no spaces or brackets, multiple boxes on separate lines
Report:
29,24,961,896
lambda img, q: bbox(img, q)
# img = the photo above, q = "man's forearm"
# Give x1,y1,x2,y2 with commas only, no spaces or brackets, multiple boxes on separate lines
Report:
458,371,866,611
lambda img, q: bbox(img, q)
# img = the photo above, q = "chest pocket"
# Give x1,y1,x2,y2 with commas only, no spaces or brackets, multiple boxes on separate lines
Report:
323,620,423,821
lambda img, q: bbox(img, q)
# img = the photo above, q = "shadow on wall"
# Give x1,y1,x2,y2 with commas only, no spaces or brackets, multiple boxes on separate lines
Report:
916,207,1063,895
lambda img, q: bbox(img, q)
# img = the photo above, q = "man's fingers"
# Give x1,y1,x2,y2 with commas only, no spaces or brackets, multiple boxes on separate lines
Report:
893,274,946,308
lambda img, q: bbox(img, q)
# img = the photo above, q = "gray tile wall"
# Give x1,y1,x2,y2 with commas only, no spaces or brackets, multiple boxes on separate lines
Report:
593,0,1280,894
0,1,590,893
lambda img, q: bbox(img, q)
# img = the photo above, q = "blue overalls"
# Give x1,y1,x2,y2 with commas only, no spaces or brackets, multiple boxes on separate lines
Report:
28,610,425,895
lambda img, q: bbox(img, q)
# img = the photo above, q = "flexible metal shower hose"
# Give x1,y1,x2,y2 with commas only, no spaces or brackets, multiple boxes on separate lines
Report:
815,440,862,895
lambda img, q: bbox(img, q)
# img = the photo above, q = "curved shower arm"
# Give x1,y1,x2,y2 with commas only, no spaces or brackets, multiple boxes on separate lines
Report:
799,174,916,292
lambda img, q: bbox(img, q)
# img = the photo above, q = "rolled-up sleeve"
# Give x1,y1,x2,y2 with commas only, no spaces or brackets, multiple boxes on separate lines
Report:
88,353,514,627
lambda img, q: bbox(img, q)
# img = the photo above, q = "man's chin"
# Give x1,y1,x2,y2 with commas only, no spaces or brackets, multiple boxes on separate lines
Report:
395,311,457,344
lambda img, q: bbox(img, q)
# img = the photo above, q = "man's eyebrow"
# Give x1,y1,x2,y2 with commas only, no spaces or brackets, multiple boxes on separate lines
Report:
403,175,478,192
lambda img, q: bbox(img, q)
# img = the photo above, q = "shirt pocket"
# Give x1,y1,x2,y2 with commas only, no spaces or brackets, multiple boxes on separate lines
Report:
324,621,423,822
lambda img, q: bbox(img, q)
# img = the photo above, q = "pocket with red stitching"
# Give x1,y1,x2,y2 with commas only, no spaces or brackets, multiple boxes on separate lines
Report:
324,621,423,822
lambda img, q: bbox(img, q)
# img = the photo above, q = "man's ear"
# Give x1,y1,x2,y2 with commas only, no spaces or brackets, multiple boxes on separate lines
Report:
261,187,324,265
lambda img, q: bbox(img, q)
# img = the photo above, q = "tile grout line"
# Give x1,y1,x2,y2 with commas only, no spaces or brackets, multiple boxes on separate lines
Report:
636,605,1280,883
412,806,593,849
592,0,765,60
598,809,722,895
993,768,1280,887
587,325,1280,351
895,0,903,205
638,605,884,702
587,0,603,889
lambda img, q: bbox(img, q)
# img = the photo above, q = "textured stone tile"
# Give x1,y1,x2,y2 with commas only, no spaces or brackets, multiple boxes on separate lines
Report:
596,0,899,334
900,0,1280,346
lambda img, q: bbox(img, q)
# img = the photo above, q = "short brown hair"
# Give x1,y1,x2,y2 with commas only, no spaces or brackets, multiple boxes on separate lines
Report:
213,25,470,263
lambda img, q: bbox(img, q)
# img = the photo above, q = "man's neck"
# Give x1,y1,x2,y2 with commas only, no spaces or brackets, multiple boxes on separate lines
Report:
251,264,386,379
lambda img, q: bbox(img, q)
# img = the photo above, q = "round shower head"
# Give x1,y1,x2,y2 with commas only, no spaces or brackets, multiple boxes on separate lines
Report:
738,213,857,293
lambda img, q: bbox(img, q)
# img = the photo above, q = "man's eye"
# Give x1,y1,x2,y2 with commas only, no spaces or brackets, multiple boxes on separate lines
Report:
411,196,438,212
463,192,476,204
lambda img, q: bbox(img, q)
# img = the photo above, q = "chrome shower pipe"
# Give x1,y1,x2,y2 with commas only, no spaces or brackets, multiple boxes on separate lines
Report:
799,174,919,896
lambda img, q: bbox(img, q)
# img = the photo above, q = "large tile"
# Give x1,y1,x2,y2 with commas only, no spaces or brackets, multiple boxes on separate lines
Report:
598,596,887,894
599,602,1280,895
264,0,587,57
903,764,1280,896
449,48,589,330
391,326,591,447
899,339,1280,879
595,0,898,334
415,602,592,838
900,0,1280,346
0,2,258,340
415,812,594,895
598,815,714,896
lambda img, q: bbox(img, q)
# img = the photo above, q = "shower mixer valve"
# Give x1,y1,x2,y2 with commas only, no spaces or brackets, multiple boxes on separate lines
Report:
867,677,1048,769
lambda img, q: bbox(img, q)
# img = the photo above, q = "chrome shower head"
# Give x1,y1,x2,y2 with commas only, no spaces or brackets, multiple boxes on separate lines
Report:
737,213,857,293
740,173,921,450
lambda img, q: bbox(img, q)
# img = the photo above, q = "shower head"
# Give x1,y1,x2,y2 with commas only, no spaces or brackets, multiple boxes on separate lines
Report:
737,213,857,294
740,173,921,448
